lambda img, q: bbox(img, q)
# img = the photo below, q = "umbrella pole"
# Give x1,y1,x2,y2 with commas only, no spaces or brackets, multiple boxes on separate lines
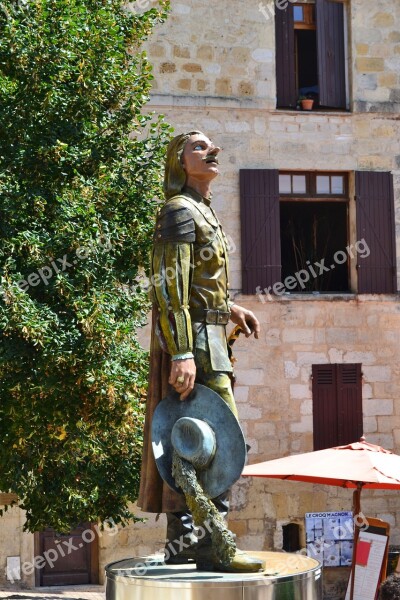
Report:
350,483,363,600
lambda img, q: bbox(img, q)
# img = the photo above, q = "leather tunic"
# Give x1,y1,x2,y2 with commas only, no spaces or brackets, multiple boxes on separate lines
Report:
151,187,232,371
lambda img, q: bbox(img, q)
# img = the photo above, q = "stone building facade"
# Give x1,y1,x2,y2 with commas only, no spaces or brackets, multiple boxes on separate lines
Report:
138,0,400,557
1,0,399,594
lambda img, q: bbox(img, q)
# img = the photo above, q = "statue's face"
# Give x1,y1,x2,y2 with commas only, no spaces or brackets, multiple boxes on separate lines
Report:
181,133,221,183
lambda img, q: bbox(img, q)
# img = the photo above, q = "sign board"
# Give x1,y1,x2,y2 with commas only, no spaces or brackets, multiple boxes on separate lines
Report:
344,530,388,600
305,511,354,567
6,556,21,581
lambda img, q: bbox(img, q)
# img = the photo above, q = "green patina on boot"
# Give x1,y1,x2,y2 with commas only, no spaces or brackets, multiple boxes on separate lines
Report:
172,450,264,572
172,450,236,567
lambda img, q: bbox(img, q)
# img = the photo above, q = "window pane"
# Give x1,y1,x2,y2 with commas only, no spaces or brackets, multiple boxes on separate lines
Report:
280,201,349,292
292,175,306,194
331,176,344,195
293,6,304,21
316,176,330,194
279,174,292,194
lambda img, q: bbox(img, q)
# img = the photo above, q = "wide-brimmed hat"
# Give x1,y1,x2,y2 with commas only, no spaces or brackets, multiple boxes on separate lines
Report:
151,383,246,499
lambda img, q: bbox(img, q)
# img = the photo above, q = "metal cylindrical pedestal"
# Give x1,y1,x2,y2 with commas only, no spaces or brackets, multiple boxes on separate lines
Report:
106,552,322,600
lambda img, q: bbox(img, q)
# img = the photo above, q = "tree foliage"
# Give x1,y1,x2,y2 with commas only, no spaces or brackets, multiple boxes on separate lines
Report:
0,0,171,532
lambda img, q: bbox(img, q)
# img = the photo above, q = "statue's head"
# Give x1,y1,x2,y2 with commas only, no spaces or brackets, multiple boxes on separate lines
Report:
163,130,204,199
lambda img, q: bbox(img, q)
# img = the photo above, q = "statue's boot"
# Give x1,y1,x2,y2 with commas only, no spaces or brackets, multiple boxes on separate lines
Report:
164,510,197,564
196,492,265,572
210,549,265,573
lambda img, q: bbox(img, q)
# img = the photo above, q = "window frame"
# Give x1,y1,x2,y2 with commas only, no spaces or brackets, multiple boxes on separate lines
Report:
279,171,348,200
279,173,351,293
275,0,348,110
293,3,316,29
239,169,397,296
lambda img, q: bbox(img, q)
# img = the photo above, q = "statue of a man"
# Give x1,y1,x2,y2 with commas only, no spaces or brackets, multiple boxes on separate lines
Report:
138,131,261,571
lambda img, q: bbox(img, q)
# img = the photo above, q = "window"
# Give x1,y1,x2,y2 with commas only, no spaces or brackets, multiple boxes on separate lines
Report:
275,0,348,110
278,173,346,196
239,170,397,296
279,171,349,293
312,364,363,451
293,4,315,25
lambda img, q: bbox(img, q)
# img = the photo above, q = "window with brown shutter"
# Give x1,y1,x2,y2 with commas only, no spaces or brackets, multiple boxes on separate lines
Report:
279,171,350,293
312,364,363,451
239,169,397,296
275,0,348,110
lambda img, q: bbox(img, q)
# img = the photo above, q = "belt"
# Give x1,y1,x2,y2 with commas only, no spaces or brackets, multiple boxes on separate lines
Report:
190,308,231,325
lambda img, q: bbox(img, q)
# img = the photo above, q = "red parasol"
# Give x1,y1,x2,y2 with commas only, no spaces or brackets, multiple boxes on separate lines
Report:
242,437,400,599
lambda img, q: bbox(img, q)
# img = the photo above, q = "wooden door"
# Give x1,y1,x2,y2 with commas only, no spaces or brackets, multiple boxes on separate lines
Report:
34,523,99,586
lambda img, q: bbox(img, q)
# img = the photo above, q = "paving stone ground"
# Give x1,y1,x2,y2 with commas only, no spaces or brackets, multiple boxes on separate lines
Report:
0,586,105,600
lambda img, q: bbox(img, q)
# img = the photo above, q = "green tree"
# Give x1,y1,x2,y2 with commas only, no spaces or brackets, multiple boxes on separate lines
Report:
0,0,171,532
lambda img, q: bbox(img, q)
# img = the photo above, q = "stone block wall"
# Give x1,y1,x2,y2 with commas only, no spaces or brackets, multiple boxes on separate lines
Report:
142,105,400,289
143,0,275,104
352,0,400,112
142,0,400,113
97,506,166,584
0,505,34,588
227,294,400,548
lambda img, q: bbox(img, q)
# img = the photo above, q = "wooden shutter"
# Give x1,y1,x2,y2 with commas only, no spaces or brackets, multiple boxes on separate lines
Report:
239,169,281,295
337,364,363,445
312,364,362,451
316,0,346,109
312,364,338,451
355,171,397,294
275,2,297,108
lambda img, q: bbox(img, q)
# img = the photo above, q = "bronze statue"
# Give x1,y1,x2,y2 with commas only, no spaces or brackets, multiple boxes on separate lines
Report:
138,131,262,572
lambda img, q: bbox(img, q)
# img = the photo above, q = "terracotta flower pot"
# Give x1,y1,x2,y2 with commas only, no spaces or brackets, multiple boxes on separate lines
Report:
301,99,314,110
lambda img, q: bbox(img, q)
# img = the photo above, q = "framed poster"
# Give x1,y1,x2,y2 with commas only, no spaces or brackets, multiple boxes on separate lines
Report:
305,511,354,567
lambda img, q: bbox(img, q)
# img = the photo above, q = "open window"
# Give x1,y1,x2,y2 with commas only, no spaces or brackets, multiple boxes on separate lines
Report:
275,0,348,110
279,172,349,292
239,169,396,296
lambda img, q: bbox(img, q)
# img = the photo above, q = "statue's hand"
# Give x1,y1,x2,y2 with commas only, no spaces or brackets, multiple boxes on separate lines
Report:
230,304,260,339
169,358,196,401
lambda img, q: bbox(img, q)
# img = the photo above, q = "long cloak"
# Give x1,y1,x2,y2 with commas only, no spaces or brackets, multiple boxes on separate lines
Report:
137,307,187,514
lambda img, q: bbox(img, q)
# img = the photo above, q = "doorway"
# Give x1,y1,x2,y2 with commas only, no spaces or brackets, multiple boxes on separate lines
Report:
34,523,99,586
